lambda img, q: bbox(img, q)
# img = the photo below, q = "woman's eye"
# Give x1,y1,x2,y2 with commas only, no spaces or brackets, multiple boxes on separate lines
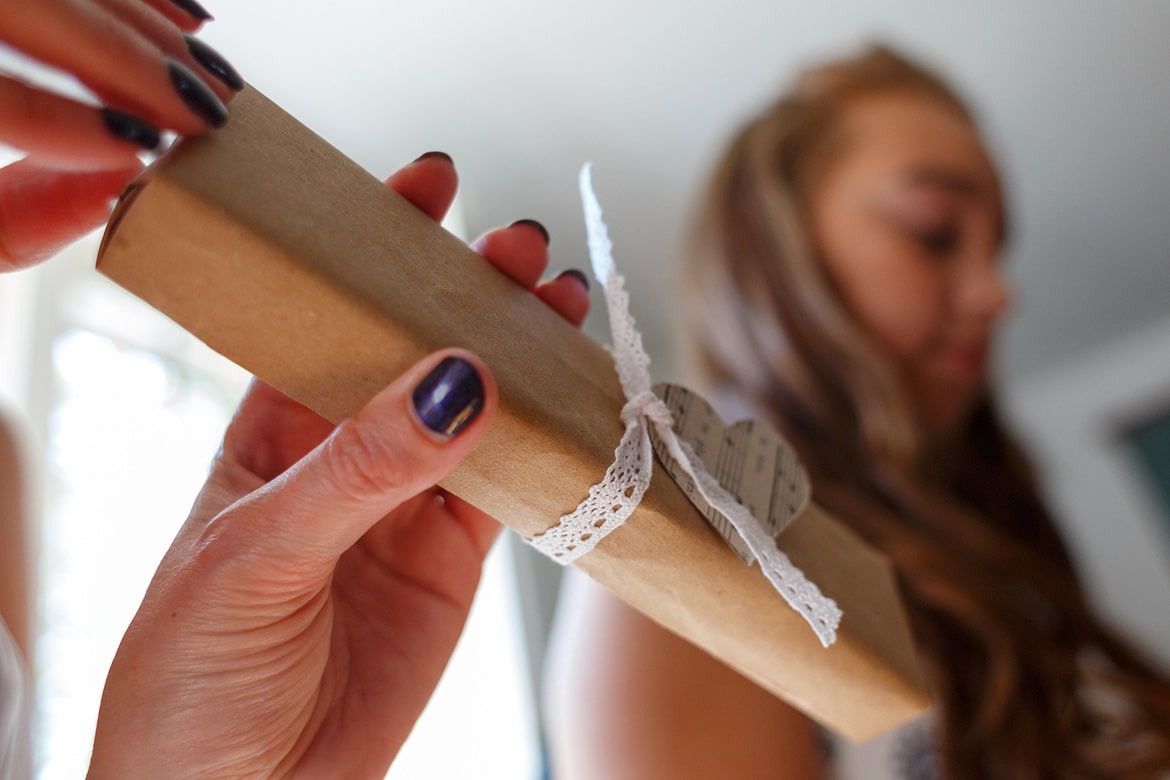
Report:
916,227,959,255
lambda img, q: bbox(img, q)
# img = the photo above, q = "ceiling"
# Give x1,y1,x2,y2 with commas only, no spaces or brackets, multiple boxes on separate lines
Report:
14,1,1170,386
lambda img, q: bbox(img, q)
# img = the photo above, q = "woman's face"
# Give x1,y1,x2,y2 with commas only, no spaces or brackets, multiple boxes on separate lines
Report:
812,91,1011,433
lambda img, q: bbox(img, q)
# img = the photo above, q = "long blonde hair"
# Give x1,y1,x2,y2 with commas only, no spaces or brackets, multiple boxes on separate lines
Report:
683,45,1170,777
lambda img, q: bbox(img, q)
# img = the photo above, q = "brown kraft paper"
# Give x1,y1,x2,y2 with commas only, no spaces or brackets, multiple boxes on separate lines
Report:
97,85,931,741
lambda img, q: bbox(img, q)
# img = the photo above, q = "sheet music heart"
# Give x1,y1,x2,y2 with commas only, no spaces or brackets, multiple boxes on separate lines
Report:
648,383,811,563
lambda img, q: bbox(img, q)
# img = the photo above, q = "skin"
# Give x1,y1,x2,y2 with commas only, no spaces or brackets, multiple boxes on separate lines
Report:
0,2,590,776
546,93,1010,779
545,571,826,780
813,92,1012,433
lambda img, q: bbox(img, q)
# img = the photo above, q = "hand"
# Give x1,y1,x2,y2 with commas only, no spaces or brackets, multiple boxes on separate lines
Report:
0,0,242,271
88,154,590,779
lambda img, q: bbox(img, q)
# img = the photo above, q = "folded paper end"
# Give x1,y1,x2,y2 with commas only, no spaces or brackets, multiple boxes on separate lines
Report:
98,178,148,265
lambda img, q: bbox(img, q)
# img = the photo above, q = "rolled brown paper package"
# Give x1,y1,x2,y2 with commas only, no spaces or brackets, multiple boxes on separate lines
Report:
97,85,930,741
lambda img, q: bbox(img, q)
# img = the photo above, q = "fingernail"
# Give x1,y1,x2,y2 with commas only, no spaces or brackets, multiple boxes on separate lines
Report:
411,356,485,438
167,58,228,128
169,0,213,21
510,219,550,246
102,108,160,150
184,34,243,91
413,151,453,164
557,268,589,291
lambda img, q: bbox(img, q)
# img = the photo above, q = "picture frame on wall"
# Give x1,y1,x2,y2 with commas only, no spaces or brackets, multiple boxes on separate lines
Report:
1118,408,1170,545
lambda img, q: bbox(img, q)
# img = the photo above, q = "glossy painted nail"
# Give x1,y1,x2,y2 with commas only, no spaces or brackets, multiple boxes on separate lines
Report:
511,218,550,246
184,34,243,91
102,108,160,150
167,58,228,128
168,0,213,21
557,268,589,291
411,357,485,438
413,151,453,165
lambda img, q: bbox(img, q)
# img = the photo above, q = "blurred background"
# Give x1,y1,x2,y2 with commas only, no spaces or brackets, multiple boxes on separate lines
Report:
1,1,1169,777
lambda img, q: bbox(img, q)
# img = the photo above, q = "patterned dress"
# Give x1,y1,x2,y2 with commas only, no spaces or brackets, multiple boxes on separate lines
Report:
826,713,939,780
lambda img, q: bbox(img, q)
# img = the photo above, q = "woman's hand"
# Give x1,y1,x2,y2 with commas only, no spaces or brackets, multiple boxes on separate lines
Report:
0,0,242,271
88,153,590,779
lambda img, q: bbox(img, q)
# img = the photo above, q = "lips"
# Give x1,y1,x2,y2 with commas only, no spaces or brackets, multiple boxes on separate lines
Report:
936,342,989,380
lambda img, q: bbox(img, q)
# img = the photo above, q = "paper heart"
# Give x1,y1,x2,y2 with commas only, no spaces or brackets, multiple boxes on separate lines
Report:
649,383,811,562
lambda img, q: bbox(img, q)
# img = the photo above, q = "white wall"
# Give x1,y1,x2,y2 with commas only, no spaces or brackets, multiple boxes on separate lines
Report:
1004,317,1170,663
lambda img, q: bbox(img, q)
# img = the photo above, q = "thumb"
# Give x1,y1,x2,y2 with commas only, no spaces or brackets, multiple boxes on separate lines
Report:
220,349,497,568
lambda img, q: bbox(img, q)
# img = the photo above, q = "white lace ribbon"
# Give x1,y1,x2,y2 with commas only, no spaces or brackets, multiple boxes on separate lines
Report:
526,164,841,647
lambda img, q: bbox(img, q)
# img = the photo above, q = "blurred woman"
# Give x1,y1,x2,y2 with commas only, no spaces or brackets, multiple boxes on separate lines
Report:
546,45,1170,779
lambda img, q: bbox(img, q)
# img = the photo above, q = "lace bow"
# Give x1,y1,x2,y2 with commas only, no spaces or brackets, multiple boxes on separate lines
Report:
526,165,841,647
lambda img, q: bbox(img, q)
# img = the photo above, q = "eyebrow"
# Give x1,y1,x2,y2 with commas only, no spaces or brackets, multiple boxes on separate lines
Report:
904,167,981,196
903,167,1011,245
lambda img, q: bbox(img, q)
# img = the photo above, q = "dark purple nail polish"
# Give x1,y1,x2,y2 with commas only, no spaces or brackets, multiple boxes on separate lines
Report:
102,108,160,150
413,151,453,164
184,34,243,91
411,357,485,438
168,0,213,21
510,219,550,246
557,268,590,291
167,58,228,128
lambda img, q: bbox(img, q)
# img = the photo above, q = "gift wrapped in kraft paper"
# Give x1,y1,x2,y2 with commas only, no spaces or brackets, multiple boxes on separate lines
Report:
97,85,930,741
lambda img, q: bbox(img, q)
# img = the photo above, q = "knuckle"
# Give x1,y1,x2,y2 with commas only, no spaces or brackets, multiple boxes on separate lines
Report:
323,419,422,502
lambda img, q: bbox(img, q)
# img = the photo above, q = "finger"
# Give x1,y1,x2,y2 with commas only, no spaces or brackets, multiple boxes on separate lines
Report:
219,380,336,483
535,269,591,328
189,380,336,522
383,152,458,222
0,159,141,272
0,0,231,135
94,0,240,98
437,490,504,559
470,219,551,289
330,487,499,623
139,0,213,32
0,75,160,169
221,349,497,566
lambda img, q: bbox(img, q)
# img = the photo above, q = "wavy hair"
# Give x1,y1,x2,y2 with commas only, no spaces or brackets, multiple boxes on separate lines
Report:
681,44,1170,778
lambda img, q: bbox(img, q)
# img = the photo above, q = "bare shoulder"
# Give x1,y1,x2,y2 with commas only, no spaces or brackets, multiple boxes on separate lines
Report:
545,570,825,780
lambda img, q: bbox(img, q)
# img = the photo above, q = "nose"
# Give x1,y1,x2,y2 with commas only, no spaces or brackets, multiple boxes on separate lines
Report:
957,252,1013,323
